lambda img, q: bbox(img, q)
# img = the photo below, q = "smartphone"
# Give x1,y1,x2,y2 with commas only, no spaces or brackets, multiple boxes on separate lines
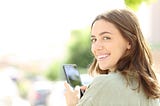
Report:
63,64,83,88
63,64,84,98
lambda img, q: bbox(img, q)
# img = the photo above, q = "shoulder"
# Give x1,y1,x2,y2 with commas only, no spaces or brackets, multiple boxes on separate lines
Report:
78,72,160,106
91,72,125,87
85,72,126,96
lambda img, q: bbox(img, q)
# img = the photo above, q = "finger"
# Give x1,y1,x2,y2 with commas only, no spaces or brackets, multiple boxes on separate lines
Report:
74,86,80,94
75,85,80,90
64,81,69,88
80,86,87,90
74,86,81,98
64,82,73,92
64,82,70,89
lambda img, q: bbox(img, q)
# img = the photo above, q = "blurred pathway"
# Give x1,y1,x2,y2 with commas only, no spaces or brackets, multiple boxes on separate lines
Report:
47,81,66,106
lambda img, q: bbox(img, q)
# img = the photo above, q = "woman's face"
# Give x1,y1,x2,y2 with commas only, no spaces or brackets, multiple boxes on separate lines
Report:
91,19,131,71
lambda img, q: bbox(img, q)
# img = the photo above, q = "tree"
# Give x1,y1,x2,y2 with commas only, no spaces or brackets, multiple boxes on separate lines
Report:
65,28,93,71
124,0,156,10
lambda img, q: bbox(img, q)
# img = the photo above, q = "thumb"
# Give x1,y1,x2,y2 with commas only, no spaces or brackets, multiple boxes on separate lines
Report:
74,86,80,98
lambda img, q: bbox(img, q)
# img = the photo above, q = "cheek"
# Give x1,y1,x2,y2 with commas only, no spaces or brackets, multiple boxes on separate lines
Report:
111,43,127,59
114,47,127,59
91,45,95,55
115,41,128,54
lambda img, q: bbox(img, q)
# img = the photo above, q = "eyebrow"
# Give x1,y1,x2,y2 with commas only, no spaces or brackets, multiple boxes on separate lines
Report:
91,31,112,37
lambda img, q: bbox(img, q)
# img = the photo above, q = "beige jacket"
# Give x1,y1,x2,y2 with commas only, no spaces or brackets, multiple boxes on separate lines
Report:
77,72,160,106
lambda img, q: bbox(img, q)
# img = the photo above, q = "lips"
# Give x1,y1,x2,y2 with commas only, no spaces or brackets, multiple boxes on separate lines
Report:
97,54,110,61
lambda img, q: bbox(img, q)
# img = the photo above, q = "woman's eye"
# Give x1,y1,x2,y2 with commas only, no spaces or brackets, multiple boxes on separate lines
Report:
91,38,96,43
103,36,111,40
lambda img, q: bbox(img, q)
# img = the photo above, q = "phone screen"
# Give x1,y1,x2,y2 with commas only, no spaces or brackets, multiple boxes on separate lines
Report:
63,64,82,88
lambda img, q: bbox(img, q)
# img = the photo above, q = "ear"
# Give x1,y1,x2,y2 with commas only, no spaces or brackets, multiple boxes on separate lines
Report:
127,42,131,50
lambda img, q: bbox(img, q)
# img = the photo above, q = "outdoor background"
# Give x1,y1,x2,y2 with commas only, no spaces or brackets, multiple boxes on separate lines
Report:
0,0,160,106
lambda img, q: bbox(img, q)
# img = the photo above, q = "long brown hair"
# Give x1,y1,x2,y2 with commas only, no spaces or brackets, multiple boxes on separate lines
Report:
89,9,160,99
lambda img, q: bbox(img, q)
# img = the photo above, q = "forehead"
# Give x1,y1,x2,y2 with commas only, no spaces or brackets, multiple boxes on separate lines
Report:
91,19,119,35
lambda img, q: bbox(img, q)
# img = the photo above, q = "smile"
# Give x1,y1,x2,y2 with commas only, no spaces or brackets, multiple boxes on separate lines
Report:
97,54,109,61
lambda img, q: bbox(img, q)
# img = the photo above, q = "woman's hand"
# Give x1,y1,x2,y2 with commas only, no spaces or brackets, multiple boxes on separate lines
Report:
64,82,80,106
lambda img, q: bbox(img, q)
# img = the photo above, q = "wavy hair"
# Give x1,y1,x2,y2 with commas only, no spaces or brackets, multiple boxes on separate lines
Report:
88,9,160,99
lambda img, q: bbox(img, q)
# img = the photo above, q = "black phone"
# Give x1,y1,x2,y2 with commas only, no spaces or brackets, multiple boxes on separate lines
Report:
63,64,83,88
63,64,84,98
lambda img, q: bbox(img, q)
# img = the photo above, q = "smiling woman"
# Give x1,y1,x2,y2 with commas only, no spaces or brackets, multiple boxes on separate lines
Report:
64,9,160,106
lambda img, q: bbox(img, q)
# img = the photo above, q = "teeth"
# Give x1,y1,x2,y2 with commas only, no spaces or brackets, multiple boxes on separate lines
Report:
97,55,108,59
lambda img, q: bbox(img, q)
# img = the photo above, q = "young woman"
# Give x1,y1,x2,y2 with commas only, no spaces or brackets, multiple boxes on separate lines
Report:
64,9,160,106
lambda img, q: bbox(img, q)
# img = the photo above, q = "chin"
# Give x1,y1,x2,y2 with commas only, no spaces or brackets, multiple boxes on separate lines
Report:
99,65,108,70
99,63,114,71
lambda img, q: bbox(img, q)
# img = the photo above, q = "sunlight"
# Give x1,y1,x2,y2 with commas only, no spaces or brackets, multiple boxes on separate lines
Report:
0,0,125,63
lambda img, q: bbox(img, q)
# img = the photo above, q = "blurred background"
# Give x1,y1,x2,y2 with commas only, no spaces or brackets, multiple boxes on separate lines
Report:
0,0,160,106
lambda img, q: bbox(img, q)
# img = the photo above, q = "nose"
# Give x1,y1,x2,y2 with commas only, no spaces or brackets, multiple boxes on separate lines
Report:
93,40,103,50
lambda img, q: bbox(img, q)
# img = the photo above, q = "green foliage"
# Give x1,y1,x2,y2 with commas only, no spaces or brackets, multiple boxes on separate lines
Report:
17,81,28,98
124,0,156,11
65,27,93,70
44,61,61,81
